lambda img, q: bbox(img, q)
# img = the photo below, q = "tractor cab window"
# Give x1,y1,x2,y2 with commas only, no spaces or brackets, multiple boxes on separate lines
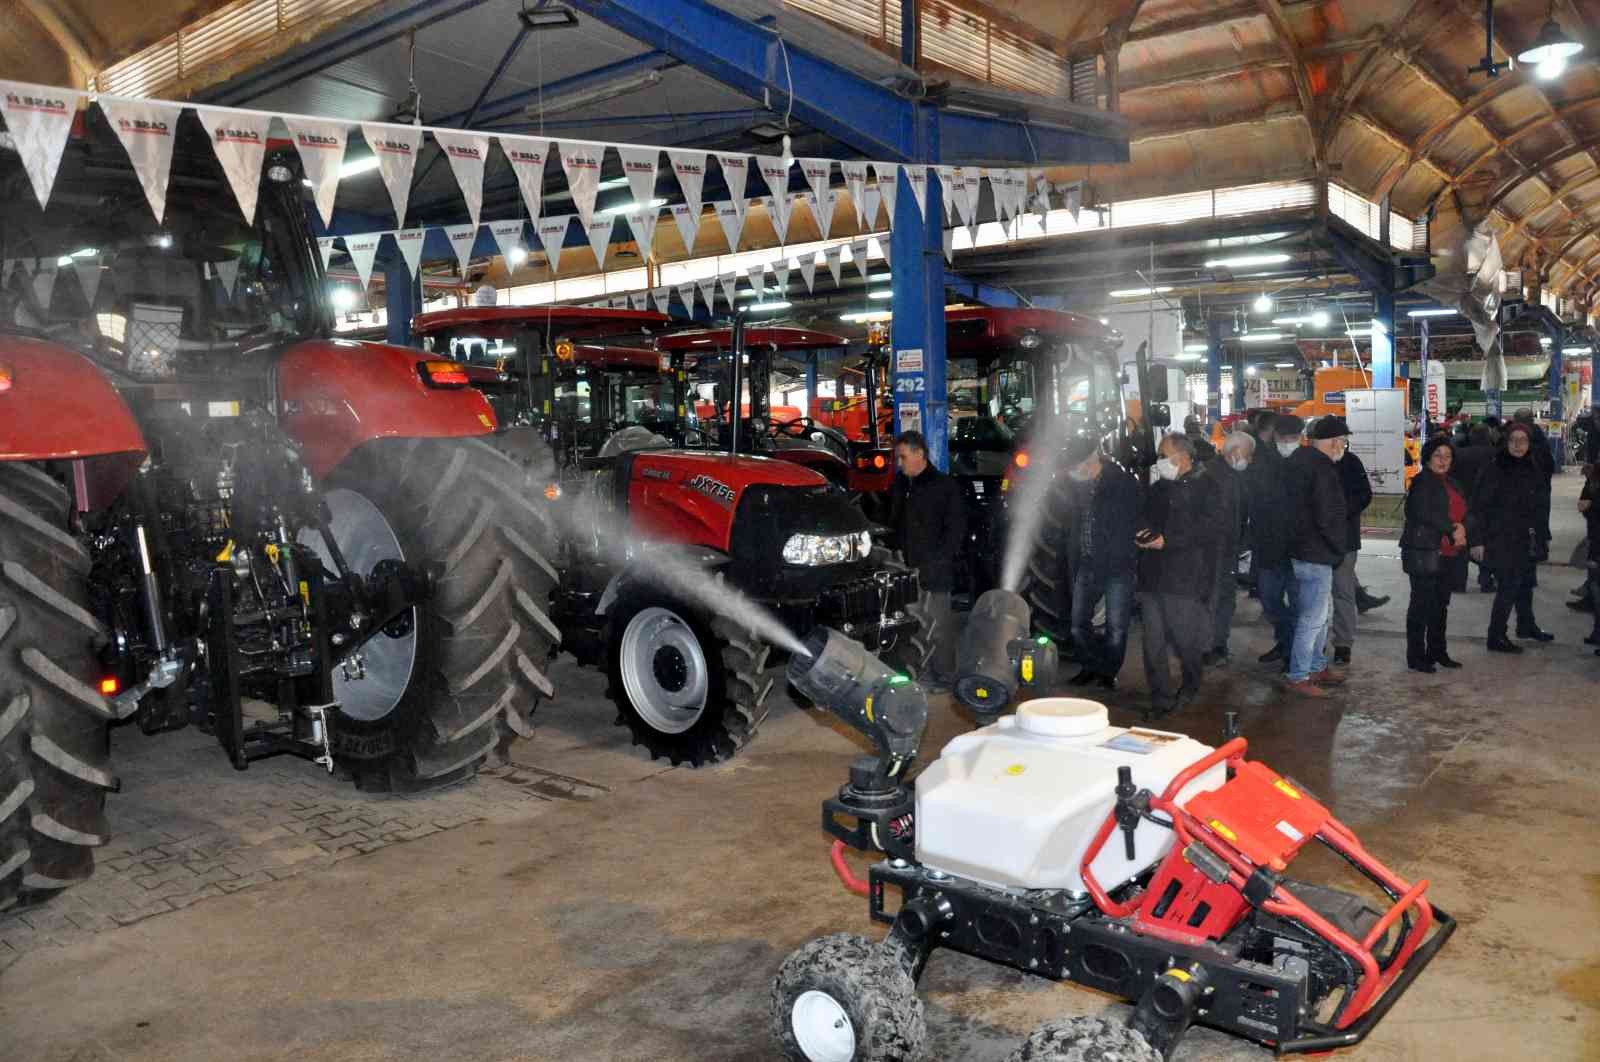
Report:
0,108,322,377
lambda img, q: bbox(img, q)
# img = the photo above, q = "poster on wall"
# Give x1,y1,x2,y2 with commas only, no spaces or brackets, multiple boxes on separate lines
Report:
1345,388,1407,495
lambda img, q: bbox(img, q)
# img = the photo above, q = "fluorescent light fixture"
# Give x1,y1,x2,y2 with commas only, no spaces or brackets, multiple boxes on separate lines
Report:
1274,362,1297,368
508,247,528,266
1204,253,1291,269
1272,310,1331,328
330,288,358,313
840,310,893,323
1183,342,1208,352
1173,353,1203,362
749,300,791,311
600,197,667,217
1271,316,1308,326
339,155,381,179
1108,286,1172,297
1407,308,1455,318
1245,366,1257,376
1253,293,1273,313
1345,327,1371,337
868,273,892,282
1240,332,1285,343
527,69,663,117
868,289,893,300
1562,345,1592,354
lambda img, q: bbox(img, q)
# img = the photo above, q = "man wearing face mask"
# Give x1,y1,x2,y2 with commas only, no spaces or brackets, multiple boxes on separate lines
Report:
1468,420,1554,651
1135,434,1220,717
1246,414,1301,664
1204,432,1254,666
1281,415,1352,696
1061,436,1143,690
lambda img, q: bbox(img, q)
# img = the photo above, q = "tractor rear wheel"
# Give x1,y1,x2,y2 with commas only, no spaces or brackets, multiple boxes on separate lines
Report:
606,596,772,767
315,435,560,790
771,933,927,1062
0,462,117,908
1018,482,1072,644
1005,1016,1162,1062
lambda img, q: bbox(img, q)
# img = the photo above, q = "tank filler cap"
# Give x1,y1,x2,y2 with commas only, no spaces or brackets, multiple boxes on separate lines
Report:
1016,698,1109,738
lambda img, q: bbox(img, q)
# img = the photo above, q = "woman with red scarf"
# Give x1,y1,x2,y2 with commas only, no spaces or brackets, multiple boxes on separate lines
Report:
1401,437,1469,672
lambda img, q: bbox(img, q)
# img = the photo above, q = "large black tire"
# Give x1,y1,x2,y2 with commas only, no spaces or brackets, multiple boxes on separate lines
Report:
1005,1016,1162,1062
1018,481,1072,644
771,932,927,1062
881,587,937,680
605,593,773,767
322,435,560,790
0,462,118,908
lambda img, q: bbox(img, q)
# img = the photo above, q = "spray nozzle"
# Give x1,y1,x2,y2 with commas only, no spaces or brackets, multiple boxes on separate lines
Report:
789,626,927,786
955,589,1059,714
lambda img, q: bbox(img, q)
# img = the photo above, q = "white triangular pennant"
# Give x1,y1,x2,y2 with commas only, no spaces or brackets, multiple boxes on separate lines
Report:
431,129,489,229
799,158,832,217
285,117,351,228
714,153,749,214
935,165,957,223
764,196,790,245
799,254,817,293
585,214,616,270
536,215,571,274
841,161,869,228
719,273,738,308
825,246,842,287
756,155,792,231
627,291,643,311
677,282,696,312
100,97,182,223
961,167,983,227
850,240,871,279
942,226,955,263
625,209,660,261
875,236,891,268
617,145,659,207
864,185,883,230
668,150,707,219
394,228,426,280
1064,180,1082,223
500,134,552,222
745,262,766,296
72,257,102,308
652,285,670,312
0,81,82,210
805,190,837,238
988,169,1011,222
213,258,240,299
559,141,605,227
317,237,338,272
715,201,745,252
773,258,791,294
670,203,701,252
489,219,526,268
446,225,478,278
195,106,271,224
697,277,716,310
902,165,929,222
357,122,423,226
345,231,383,291
874,163,897,228
31,265,57,310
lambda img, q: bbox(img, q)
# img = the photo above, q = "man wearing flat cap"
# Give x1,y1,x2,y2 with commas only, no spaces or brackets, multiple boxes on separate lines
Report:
1281,415,1352,696
1060,436,1143,690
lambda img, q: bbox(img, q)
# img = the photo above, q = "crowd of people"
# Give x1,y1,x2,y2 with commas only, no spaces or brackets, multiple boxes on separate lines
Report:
888,403,1570,718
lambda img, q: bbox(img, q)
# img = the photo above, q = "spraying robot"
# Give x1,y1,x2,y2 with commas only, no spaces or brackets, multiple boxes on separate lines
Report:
775,606,1454,1061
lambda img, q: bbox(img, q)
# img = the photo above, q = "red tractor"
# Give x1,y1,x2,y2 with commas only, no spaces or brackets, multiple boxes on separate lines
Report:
411,309,933,767
0,106,562,907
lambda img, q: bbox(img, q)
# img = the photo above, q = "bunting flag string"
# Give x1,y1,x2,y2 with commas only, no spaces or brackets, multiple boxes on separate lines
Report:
361,122,423,228
200,106,273,225
394,228,427,281
501,134,552,221
445,224,477,279
670,202,701,253
668,150,707,220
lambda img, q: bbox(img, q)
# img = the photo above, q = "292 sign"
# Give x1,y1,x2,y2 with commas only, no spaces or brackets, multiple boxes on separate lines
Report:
894,376,926,394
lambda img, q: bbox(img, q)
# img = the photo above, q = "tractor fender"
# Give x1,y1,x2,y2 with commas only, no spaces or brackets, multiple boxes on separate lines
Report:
595,544,731,617
0,336,146,462
277,339,498,478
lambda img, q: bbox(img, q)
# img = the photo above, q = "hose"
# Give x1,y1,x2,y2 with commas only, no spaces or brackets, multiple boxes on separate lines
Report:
830,839,870,897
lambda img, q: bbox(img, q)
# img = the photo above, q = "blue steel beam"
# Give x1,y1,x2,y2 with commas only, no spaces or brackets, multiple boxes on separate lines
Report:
563,0,1126,166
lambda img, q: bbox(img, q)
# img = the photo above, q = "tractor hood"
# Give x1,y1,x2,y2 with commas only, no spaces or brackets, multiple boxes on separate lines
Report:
0,335,146,462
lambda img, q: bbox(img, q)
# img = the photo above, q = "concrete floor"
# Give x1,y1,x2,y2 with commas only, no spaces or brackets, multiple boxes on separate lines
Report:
4,472,1600,1061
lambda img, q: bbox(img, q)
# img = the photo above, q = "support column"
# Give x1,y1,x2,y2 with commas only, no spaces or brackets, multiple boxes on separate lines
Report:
806,351,818,416
1419,318,1430,428
1206,316,1225,424
891,123,947,469
384,255,415,347
1549,335,1565,422
1370,291,1395,388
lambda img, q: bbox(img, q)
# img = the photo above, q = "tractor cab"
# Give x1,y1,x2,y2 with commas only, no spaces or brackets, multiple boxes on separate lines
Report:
410,305,675,469
655,327,859,492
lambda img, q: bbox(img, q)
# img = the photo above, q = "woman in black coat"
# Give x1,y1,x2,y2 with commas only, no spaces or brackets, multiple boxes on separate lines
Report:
1401,438,1468,671
1467,421,1553,651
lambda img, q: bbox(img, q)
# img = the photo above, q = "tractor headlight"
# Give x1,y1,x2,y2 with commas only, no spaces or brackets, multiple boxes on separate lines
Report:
782,530,872,565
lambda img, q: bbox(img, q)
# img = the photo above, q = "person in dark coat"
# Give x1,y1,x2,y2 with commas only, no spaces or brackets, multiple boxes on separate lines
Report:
1061,438,1143,690
1329,448,1373,664
1248,413,1301,663
1183,414,1218,461
1580,463,1600,650
1452,425,1497,592
1467,420,1553,652
1135,434,1220,717
1401,438,1469,671
1204,432,1253,666
1281,415,1350,695
889,430,967,680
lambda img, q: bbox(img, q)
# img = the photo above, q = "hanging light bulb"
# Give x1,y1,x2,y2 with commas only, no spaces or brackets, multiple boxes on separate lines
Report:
1253,292,1273,314
1517,7,1583,66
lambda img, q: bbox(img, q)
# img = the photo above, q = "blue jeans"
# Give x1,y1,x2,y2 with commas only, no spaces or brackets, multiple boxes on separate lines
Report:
1288,559,1334,681
1070,565,1135,678
1257,562,1296,649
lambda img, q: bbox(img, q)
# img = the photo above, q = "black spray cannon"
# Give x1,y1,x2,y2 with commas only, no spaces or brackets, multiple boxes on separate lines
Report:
955,588,1059,715
789,626,928,791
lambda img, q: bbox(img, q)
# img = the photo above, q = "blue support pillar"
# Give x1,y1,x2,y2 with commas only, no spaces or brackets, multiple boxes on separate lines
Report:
1371,291,1395,389
1204,317,1224,423
892,153,947,470
384,255,415,347
806,352,818,414
1550,337,1565,422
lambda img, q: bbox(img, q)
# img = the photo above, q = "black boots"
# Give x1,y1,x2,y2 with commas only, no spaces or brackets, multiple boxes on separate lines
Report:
1486,636,1523,654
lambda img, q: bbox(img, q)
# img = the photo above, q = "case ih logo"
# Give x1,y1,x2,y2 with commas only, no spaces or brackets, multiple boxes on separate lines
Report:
507,149,544,164
5,92,68,114
675,160,703,177
685,474,736,505
214,127,260,144
720,157,745,171
623,160,652,174
297,132,340,148
118,117,170,136
371,138,412,155
446,144,481,160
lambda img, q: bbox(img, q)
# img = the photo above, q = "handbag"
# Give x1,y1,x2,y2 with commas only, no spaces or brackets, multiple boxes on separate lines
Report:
1401,546,1440,575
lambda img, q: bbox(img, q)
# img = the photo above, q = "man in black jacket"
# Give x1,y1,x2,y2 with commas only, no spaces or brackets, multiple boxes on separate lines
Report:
1452,424,1498,591
1282,415,1351,696
1062,437,1143,689
1204,432,1253,666
889,430,967,682
1329,447,1373,664
1468,420,1553,651
1136,434,1219,717
1248,413,1300,663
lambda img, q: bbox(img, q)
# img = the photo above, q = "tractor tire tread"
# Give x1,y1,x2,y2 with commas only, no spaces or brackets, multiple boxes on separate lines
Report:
771,933,927,1062
1005,1016,1162,1062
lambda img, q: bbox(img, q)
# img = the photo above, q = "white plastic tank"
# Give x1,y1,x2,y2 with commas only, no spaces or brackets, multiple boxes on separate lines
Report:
914,698,1226,893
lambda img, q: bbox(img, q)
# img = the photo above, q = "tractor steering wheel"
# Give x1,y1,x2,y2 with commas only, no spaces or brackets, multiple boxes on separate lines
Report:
772,417,821,438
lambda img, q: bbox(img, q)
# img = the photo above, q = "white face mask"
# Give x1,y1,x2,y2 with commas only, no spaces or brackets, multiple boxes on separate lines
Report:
1229,456,1249,472
1277,441,1299,458
1154,457,1179,481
